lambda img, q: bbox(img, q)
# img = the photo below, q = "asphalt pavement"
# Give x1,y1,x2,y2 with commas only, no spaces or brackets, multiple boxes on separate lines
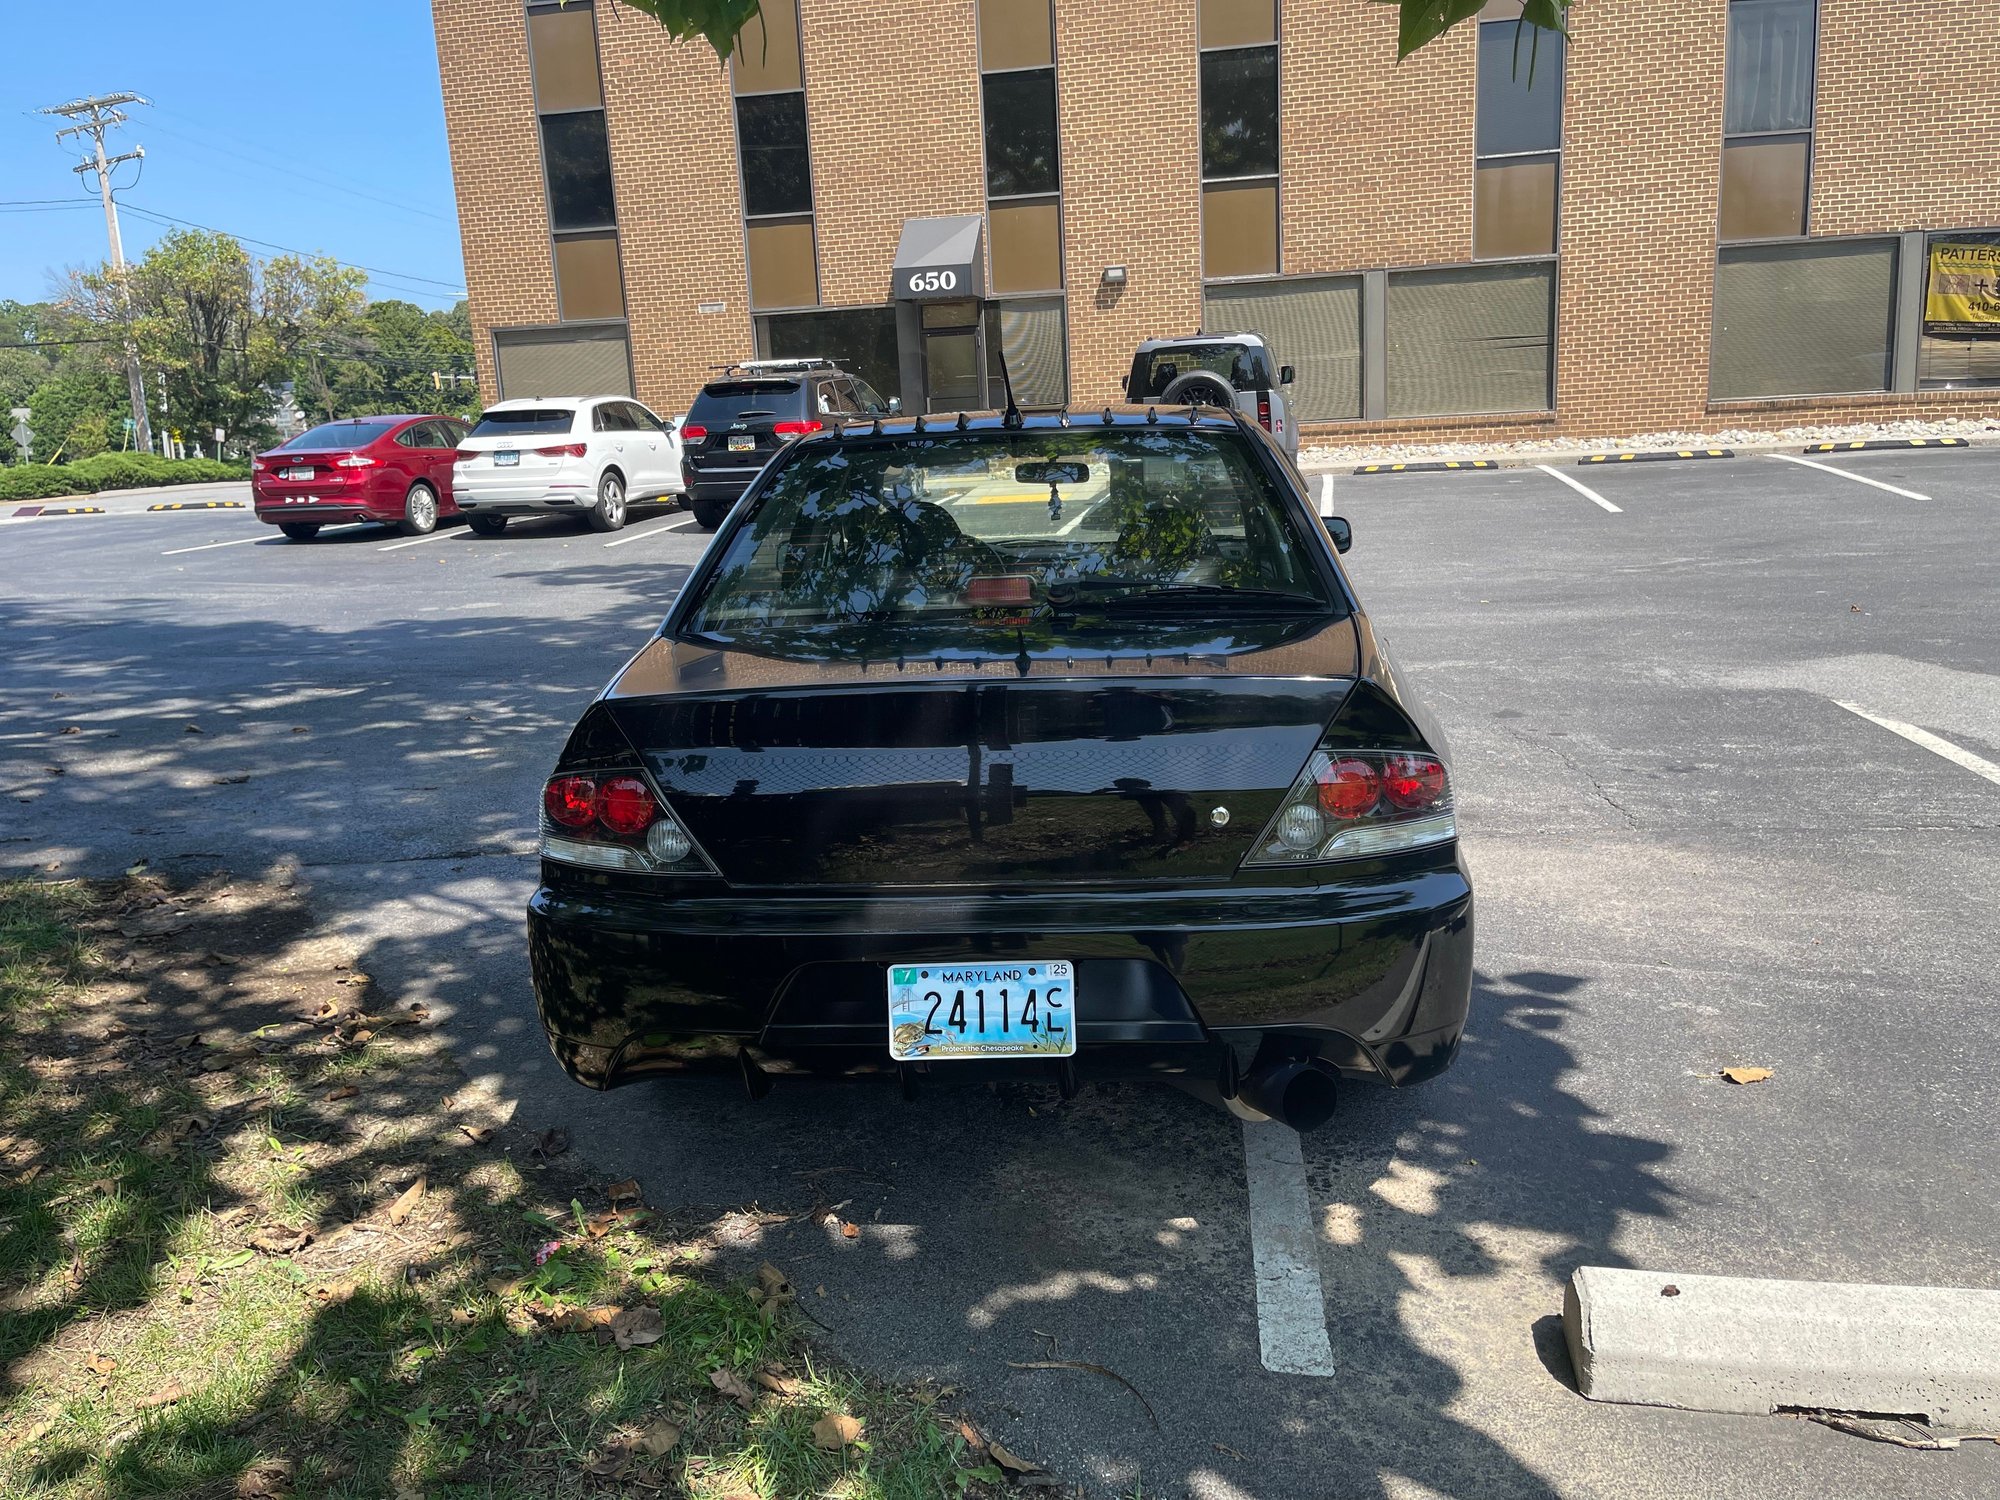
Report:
3,449,1997,1498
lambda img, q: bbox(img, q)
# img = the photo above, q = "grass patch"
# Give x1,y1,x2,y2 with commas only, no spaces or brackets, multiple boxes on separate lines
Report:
0,877,1001,1499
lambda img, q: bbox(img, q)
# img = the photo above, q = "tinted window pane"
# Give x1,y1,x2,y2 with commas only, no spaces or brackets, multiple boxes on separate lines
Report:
1386,262,1554,416
761,306,902,405
978,0,1052,71
983,70,1060,197
732,0,802,94
1712,239,1893,398
541,111,615,229
1200,0,1276,49
285,418,398,450
528,3,601,113
1920,233,2000,389
1201,47,1279,179
1474,155,1558,258
989,197,1063,293
1726,0,1815,135
1476,20,1564,156
1718,134,1808,240
1204,276,1363,422
738,92,813,217
554,231,624,320
1203,180,1278,279
469,408,579,437
984,296,1068,405
688,381,806,426
746,216,818,309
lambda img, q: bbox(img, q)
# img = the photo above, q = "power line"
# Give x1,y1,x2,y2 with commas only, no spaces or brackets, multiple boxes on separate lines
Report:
139,120,449,223
119,202,467,296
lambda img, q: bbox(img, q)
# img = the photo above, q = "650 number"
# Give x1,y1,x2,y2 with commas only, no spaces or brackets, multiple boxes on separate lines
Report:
906,269,958,294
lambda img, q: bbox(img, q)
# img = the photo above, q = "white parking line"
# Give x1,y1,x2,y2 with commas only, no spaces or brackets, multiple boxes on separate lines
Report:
602,517,696,548
1769,452,1930,501
1536,464,1622,513
1241,1121,1338,1376
161,535,266,556
378,527,459,552
1833,700,2000,788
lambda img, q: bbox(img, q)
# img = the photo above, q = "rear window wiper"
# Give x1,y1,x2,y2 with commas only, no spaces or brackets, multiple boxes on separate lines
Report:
1093,585,1325,613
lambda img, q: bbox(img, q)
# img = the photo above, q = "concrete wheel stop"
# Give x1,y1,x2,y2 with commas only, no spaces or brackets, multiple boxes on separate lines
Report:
1564,1266,2000,1427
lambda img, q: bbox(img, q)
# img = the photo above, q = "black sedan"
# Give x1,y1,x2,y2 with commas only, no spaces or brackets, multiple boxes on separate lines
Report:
527,406,1472,1130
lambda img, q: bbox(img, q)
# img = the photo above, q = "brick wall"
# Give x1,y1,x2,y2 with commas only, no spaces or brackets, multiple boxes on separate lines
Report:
799,0,986,309
1054,0,1203,402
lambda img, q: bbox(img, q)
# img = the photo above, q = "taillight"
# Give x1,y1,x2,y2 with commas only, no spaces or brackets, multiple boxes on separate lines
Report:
334,453,377,468
679,424,708,442
772,419,823,438
539,771,716,875
454,448,478,462
1257,393,1272,431
534,443,589,458
1244,750,1454,867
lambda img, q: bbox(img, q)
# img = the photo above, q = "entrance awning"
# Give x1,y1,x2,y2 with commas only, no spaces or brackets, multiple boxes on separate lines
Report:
892,215,985,301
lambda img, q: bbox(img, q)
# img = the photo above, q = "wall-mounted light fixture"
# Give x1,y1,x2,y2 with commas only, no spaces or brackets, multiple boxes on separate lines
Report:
1100,265,1128,286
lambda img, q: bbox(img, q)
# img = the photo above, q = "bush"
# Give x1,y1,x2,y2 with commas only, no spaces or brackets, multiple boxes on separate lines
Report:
0,465,95,501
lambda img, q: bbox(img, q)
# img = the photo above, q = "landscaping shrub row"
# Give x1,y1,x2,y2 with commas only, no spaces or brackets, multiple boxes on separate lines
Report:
0,454,250,502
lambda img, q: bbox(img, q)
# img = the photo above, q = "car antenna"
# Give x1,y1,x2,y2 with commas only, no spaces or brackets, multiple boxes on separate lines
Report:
995,343,1023,430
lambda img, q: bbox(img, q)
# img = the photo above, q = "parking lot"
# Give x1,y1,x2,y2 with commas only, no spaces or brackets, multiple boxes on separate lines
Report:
5,444,1997,1499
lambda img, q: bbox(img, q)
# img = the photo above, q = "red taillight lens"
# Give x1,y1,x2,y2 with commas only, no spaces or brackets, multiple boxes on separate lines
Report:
454,448,477,461
772,420,823,438
543,774,598,830
1381,753,1446,811
534,442,589,458
334,453,377,468
679,424,708,442
1257,394,1272,431
1315,758,1381,820
595,775,657,835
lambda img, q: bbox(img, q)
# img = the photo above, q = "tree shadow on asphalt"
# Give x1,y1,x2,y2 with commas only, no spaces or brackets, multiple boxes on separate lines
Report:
2,571,1680,1497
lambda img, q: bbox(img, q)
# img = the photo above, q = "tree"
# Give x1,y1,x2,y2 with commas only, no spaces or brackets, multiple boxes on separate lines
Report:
616,0,1566,60
28,369,122,461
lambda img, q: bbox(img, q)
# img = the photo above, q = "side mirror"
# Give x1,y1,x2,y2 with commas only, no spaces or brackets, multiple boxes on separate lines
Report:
1325,515,1352,553
887,396,903,413
1280,365,1296,385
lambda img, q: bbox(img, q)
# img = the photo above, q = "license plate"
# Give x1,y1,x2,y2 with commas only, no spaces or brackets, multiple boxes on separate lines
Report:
282,466,313,480
495,450,519,466
728,434,755,453
887,960,1074,1061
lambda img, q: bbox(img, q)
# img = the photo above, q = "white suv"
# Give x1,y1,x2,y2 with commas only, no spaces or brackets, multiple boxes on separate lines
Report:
452,395,683,535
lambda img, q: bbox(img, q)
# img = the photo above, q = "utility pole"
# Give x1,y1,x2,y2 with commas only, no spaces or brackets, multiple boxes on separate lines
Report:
40,92,154,455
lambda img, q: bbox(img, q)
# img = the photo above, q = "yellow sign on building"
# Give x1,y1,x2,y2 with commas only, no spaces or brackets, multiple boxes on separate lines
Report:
1923,241,2000,335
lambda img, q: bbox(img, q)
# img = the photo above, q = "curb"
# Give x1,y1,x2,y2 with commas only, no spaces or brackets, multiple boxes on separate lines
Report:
1564,1265,2000,1425
147,500,247,511
1803,437,1968,453
1581,449,1733,464
1350,460,1498,475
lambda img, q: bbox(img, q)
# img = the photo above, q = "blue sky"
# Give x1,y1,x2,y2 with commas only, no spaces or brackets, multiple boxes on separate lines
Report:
1,1,466,310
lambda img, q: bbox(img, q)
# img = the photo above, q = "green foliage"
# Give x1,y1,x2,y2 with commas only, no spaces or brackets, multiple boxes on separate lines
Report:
620,0,762,59
27,370,122,464
0,456,245,501
0,466,94,501
1380,0,1570,57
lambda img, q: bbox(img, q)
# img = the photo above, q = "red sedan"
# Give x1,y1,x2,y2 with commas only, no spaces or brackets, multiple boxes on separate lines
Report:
252,414,470,540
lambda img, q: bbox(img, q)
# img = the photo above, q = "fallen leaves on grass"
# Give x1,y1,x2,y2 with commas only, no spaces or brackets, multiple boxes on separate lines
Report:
307,1278,357,1304
83,1353,118,1377
323,1085,359,1102
385,1172,427,1226
458,1123,495,1144
987,1440,1041,1475
235,1457,293,1497
755,1368,802,1395
611,1305,665,1350
248,1226,313,1256
709,1368,757,1407
138,1379,187,1410
1721,1066,1773,1085
606,1177,642,1206
640,1416,682,1455
811,1411,865,1449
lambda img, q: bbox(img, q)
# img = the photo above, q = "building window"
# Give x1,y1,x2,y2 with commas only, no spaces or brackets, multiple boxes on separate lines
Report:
985,297,1067,405
1200,0,1278,280
733,0,816,310
1204,276,1362,422
1386,262,1555,416
1474,8,1563,259
983,70,1060,198
758,306,903,406
978,0,1052,70
1720,0,1816,241
979,0,1069,377
494,323,633,400
1919,231,2000,389
527,1,624,323
1712,238,1895,398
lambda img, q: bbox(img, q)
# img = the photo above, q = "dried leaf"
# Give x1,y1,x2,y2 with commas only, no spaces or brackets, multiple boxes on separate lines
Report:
987,1441,1042,1475
756,1262,795,1305
138,1379,187,1410
532,1127,569,1160
557,1304,622,1334
611,1305,665,1350
84,1352,118,1377
344,1029,375,1047
709,1368,757,1407
606,1177,642,1206
812,1412,864,1449
324,1085,358,1102
184,722,205,734
640,1416,682,1455
61,724,82,735
459,1123,494,1145
213,774,251,786
839,1220,860,1240
308,1278,357,1303
754,1369,801,1395
956,1418,986,1451
1721,1066,1773,1085
236,1457,294,1498
386,1172,427,1226
450,1307,479,1327
249,1226,313,1256
484,1274,522,1298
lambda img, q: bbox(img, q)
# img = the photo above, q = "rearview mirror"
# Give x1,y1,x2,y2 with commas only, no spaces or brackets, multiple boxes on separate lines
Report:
1016,461,1090,485
1325,515,1352,553
1280,364,1296,385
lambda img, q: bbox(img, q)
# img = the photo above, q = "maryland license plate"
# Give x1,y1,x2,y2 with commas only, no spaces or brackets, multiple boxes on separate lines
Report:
728,434,755,452
282,466,313,480
887,960,1075,1061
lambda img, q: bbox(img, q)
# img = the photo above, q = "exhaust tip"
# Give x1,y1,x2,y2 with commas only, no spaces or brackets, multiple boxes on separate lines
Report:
1239,1058,1339,1132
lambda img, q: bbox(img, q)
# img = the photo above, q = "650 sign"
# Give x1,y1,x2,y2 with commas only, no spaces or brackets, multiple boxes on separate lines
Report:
902,268,961,296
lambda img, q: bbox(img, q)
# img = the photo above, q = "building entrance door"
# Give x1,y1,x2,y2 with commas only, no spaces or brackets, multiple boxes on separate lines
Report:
920,299,985,412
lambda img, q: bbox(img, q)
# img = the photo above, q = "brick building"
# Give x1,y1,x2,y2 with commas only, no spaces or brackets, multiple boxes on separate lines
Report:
430,0,1999,440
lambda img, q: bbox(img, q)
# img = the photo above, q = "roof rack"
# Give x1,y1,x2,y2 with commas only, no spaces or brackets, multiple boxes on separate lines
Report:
713,357,838,374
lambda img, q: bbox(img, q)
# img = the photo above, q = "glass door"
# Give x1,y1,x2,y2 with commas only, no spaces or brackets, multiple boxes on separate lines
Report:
920,299,985,412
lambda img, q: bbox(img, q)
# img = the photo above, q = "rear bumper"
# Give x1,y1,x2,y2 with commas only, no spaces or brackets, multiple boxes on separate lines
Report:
527,859,1474,1093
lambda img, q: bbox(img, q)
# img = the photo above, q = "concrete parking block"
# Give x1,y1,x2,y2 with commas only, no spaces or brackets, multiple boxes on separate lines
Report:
1565,1265,2000,1425
1580,448,1733,463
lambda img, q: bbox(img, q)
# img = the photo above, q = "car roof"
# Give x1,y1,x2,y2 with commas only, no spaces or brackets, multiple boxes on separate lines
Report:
477,395,625,411
797,405,1252,440
1134,333,1268,352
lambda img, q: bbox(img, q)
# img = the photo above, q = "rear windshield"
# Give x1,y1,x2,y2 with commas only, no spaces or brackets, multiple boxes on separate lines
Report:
468,408,576,438
688,381,803,425
1128,344,1271,398
283,419,398,450
681,428,1333,652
